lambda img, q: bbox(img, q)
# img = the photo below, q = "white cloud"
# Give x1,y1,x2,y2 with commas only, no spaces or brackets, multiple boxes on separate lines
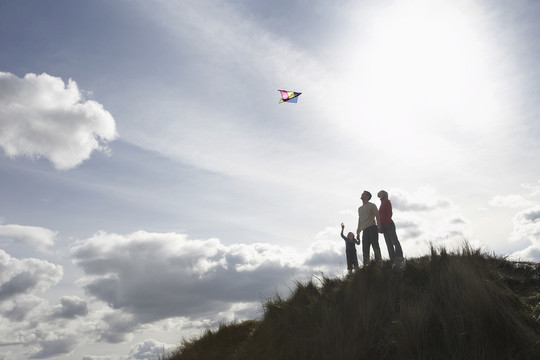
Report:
484,181,540,259
127,339,174,360
308,226,347,273
395,217,424,240
0,251,83,360
521,180,540,196
390,188,452,212
509,246,540,262
511,205,540,239
0,72,117,170
304,241,343,274
0,250,63,302
0,295,46,322
508,205,540,261
489,194,531,208
0,224,57,250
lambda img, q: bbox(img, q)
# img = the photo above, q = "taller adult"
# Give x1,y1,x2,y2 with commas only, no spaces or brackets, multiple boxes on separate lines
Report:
377,190,403,262
357,190,382,265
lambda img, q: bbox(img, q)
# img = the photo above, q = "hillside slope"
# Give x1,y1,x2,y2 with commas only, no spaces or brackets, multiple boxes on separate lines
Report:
165,247,540,360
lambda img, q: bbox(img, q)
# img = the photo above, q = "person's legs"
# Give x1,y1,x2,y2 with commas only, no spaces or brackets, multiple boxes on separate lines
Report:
367,226,382,261
362,231,371,265
352,250,359,269
346,250,355,271
389,222,403,258
383,226,396,261
373,239,382,262
346,250,358,273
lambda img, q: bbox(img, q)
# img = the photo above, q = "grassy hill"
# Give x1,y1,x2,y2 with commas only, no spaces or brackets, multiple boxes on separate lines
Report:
163,247,540,360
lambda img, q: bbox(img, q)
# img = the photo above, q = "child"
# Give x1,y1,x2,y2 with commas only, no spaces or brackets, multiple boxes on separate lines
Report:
341,223,360,274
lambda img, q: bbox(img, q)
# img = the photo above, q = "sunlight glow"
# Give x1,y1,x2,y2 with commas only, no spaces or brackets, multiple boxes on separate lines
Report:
340,0,504,139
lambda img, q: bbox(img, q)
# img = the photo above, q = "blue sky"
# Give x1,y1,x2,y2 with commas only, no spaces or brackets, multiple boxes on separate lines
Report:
1,0,540,359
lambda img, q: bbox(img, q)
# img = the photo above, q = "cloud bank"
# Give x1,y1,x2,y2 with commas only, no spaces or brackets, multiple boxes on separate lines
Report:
71,230,339,343
0,72,117,170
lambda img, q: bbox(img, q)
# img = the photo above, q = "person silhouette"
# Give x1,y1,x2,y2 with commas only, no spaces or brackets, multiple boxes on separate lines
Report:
377,190,404,262
356,190,382,265
340,223,360,274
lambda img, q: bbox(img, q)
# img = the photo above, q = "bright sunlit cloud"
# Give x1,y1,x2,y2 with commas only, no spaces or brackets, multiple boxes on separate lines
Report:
0,72,118,170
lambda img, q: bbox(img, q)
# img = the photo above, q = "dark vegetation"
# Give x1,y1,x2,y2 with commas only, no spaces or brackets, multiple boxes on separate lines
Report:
164,246,540,360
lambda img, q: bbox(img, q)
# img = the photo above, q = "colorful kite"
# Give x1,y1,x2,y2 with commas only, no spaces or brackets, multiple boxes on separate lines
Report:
278,90,302,103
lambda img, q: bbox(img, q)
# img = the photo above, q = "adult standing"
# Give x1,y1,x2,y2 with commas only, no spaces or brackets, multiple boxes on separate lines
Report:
377,190,403,262
357,190,382,265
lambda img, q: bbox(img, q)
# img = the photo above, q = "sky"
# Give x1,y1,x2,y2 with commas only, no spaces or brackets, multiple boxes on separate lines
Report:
1,0,540,358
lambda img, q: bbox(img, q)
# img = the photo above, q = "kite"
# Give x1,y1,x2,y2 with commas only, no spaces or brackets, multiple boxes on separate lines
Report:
278,90,302,103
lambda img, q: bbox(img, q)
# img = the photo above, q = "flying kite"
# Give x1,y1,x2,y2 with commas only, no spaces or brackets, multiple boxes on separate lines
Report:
278,90,302,103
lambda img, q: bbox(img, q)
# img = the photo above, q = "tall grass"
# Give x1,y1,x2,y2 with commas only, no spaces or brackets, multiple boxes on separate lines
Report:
165,247,540,360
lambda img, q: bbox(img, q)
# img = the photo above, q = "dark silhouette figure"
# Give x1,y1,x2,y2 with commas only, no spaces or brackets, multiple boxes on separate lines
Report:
357,190,382,265
341,223,360,274
378,190,403,262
